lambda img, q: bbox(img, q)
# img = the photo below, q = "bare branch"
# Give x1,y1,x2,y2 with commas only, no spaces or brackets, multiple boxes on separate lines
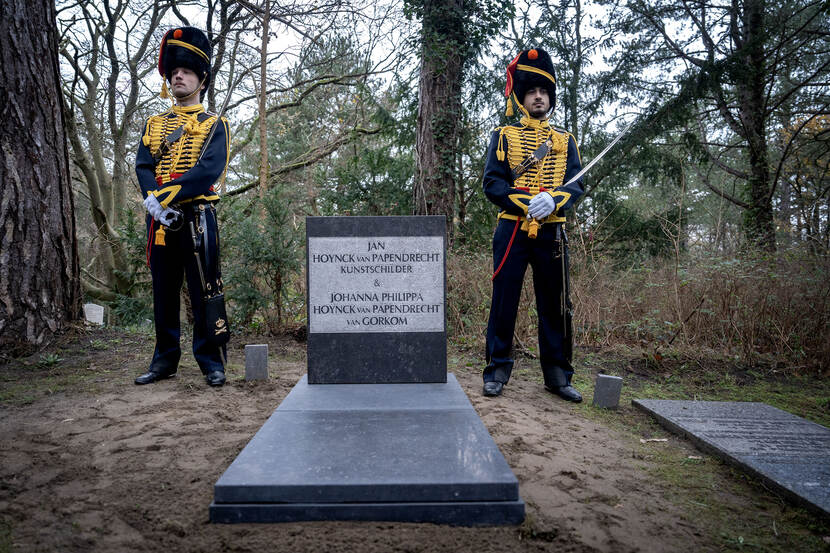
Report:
227,126,383,197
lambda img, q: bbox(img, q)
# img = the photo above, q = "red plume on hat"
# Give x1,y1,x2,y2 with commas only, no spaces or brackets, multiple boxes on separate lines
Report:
504,52,521,99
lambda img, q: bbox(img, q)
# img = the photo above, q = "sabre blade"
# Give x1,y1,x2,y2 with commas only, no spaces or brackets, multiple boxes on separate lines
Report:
563,119,635,186
196,72,245,164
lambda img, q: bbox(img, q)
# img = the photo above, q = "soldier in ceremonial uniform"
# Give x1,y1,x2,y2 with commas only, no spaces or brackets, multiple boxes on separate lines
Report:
482,48,584,401
134,27,230,387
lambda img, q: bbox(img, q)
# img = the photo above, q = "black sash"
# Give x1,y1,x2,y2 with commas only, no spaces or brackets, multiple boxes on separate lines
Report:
511,138,553,180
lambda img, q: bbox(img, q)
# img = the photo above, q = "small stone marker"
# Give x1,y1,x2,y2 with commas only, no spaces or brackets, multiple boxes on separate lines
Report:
592,374,623,408
244,344,268,380
83,303,104,325
634,399,830,516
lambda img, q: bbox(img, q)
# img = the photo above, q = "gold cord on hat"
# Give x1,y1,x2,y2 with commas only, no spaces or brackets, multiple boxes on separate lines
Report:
516,64,556,85
166,39,210,63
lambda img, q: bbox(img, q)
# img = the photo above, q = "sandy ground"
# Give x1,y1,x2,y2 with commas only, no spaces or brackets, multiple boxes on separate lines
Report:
0,331,714,552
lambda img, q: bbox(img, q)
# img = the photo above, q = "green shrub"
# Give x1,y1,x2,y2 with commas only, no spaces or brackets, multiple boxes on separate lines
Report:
221,183,304,333
110,207,153,326
446,244,829,371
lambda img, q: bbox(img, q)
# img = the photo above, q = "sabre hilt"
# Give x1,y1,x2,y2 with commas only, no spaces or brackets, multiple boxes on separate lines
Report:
166,207,184,231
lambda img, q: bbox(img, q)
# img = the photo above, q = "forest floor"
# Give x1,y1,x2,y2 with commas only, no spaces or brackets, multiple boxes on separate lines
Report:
1,326,828,553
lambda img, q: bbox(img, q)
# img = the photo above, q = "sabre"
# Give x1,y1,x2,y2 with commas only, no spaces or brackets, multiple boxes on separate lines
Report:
563,118,636,187
553,119,634,358
196,72,244,164
527,119,636,237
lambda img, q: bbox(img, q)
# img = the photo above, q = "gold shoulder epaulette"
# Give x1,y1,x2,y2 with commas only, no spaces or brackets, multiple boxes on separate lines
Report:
495,126,508,161
148,111,169,124
142,112,168,147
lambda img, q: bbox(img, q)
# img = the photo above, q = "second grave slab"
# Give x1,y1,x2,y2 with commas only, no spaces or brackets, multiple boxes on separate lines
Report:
634,399,830,516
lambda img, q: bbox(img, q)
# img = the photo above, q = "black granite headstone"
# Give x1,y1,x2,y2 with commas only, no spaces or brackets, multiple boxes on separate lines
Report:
634,399,830,516
210,216,524,526
307,216,446,384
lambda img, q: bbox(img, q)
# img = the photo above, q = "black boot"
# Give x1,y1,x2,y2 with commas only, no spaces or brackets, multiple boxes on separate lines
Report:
136,349,179,385
542,365,582,403
134,366,177,385
205,371,226,387
545,384,582,403
483,381,504,397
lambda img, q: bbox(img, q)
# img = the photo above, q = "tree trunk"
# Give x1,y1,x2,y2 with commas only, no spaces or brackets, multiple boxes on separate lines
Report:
259,0,270,202
0,0,82,352
414,0,464,241
59,1,169,300
735,0,775,251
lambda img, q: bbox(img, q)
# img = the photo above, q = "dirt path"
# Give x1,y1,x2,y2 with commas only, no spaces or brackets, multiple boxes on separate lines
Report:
0,332,711,552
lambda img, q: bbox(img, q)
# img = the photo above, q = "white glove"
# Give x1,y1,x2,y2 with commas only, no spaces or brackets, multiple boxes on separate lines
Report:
143,194,164,221
527,192,556,219
159,208,179,227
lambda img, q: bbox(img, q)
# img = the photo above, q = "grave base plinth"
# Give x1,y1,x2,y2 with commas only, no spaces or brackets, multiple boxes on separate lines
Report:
210,374,524,526
210,500,525,525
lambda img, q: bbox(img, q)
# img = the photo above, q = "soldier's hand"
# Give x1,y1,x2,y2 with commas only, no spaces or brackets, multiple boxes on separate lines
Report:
143,194,164,221
528,192,555,219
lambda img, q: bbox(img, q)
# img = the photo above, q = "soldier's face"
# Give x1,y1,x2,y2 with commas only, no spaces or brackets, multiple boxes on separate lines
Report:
522,87,550,119
169,67,203,98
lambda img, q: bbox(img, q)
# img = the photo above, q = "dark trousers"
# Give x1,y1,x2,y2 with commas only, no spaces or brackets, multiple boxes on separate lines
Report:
147,203,224,374
484,219,572,388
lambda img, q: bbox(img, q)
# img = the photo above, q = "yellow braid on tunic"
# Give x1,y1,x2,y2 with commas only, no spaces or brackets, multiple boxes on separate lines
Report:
495,118,571,228
141,104,219,206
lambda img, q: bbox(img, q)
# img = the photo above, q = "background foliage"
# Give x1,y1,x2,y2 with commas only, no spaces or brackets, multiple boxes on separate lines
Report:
56,0,829,371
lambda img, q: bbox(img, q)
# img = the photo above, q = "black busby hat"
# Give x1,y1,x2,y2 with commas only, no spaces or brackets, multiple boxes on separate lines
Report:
504,48,556,117
157,27,212,100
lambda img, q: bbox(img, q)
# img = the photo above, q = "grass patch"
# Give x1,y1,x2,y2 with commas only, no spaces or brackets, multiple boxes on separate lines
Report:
567,346,830,552
637,441,828,552
0,364,107,406
576,347,830,427
0,327,307,404
0,327,153,406
447,342,830,551
0,519,10,553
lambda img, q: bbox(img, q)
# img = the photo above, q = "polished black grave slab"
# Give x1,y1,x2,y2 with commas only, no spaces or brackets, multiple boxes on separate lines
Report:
210,374,524,525
634,399,830,516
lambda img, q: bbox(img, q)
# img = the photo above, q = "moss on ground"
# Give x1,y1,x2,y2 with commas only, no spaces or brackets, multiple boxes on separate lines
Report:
567,347,830,553
4,328,828,551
